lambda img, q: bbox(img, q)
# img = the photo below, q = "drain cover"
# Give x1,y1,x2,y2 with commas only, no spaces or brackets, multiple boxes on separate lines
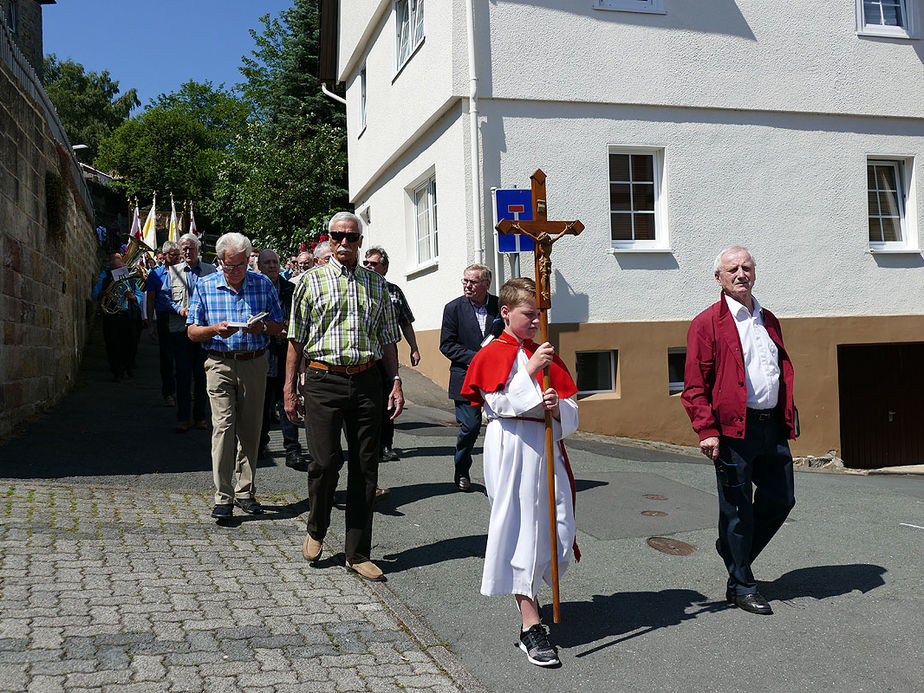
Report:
647,537,696,556
640,510,668,517
644,494,668,501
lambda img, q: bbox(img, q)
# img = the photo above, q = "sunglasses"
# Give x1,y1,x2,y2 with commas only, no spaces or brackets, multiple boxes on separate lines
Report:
362,260,380,268
330,231,361,242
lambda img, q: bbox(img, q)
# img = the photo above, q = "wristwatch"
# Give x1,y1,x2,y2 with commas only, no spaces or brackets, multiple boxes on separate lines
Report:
261,321,267,333
393,375,402,382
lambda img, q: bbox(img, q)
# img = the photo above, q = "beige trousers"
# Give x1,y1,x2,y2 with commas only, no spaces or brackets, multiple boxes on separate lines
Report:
204,354,268,505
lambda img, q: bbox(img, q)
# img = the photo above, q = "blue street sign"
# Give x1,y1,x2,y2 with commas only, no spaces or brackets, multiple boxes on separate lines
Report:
495,188,535,253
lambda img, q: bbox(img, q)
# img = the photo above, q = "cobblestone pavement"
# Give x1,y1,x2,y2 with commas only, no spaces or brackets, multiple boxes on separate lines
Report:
0,482,473,692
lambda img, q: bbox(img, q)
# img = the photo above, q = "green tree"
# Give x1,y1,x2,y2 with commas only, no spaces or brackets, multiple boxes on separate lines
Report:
96,106,218,202
43,55,140,162
152,80,249,149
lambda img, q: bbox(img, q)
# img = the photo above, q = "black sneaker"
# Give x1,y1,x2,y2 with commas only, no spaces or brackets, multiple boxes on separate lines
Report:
234,497,263,515
518,624,560,667
211,504,233,519
381,446,400,462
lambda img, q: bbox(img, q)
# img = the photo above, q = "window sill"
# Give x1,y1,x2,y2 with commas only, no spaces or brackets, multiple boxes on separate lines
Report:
607,246,673,254
577,391,621,401
857,28,917,40
868,247,922,255
405,257,438,278
392,37,426,84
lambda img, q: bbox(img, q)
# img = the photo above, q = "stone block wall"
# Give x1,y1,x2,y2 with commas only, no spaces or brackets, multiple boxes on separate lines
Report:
0,55,97,441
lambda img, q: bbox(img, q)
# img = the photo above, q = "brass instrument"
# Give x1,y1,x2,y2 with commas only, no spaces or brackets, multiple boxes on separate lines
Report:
100,237,154,314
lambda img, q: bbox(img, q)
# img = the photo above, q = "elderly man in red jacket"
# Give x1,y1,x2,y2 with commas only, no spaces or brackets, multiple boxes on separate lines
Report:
682,246,797,616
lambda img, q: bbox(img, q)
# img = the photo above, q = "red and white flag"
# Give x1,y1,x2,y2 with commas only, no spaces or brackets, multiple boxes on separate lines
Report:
130,202,142,240
189,201,199,237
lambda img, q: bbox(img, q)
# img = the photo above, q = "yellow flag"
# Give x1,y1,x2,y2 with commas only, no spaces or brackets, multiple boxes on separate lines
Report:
142,195,157,249
168,194,178,242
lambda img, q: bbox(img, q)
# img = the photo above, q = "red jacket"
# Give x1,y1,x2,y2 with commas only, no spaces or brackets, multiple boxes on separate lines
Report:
681,294,796,441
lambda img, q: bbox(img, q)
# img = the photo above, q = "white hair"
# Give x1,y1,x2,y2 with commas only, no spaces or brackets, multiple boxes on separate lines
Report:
713,246,755,275
161,241,179,252
313,241,331,259
327,211,363,234
179,232,201,249
215,232,253,262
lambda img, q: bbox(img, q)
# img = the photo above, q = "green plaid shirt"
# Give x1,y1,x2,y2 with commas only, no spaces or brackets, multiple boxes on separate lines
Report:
288,256,400,365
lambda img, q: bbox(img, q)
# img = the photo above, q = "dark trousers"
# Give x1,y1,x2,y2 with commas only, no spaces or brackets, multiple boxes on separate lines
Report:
715,410,796,595
102,311,141,378
170,331,207,423
262,373,301,454
379,362,394,450
304,366,383,563
155,311,175,397
454,400,482,480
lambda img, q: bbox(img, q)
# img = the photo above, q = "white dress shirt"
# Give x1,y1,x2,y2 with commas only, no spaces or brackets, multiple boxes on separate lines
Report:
725,294,780,409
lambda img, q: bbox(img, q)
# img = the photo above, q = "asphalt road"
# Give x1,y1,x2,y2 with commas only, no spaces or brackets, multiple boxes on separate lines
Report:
2,328,922,692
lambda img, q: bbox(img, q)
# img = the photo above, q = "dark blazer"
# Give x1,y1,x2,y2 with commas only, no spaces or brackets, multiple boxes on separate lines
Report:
269,277,295,366
440,294,501,401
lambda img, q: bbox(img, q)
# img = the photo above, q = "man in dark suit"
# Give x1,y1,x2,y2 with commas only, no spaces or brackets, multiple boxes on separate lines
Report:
257,249,306,470
440,264,501,491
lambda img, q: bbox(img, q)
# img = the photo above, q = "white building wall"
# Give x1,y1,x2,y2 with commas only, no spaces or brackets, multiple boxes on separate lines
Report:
480,101,924,323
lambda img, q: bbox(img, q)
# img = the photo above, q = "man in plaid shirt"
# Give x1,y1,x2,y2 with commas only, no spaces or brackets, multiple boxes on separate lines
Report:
284,212,404,582
187,233,284,520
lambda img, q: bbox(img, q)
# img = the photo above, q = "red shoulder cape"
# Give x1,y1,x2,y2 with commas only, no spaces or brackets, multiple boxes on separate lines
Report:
461,331,578,404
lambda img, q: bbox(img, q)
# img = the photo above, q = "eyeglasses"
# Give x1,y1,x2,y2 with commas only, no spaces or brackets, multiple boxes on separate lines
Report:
298,262,313,268
362,260,380,268
222,263,247,271
461,279,483,286
330,231,361,242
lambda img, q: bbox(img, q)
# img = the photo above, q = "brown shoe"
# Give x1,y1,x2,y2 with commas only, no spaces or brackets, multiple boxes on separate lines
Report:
346,560,385,582
302,533,322,562
194,419,209,430
175,421,191,433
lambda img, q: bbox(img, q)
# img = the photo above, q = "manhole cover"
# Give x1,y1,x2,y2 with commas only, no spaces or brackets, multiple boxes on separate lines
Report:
640,510,668,517
647,537,696,556
644,494,668,501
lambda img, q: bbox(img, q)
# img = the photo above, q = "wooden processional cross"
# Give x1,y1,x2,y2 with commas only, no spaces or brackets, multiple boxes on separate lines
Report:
495,169,583,623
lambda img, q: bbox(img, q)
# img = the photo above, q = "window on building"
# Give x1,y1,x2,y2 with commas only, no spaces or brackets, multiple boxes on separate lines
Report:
395,0,425,70
867,159,912,249
576,351,617,394
609,148,667,249
857,0,918,38
359,66,367,132
413,175,438,264
668,348,686,395
593,0,665,13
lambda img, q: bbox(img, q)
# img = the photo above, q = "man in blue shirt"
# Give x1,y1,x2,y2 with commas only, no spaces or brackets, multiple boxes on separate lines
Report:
145,241,181,406
187,233,284,520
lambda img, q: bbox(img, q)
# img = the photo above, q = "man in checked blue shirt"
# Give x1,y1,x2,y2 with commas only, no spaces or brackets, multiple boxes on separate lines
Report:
187,232,285,520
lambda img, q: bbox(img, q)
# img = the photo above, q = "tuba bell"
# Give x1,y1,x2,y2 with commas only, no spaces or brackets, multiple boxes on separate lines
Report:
100,237,155,314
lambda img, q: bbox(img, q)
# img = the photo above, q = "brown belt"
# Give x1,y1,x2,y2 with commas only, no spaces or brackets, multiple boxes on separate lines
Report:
208,348,266,361
307,360,375,375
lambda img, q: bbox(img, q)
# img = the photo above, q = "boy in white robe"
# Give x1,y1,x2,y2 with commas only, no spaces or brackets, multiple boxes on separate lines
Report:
461,278,579,667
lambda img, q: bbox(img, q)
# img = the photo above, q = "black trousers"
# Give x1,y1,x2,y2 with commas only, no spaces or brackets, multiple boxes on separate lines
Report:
102,310,141,378
715,410,796,595
378,362,394,449
303,366,382,563
155,311,175,397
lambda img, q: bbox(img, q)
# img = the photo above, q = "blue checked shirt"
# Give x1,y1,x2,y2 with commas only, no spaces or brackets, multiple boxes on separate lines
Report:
187,270,284,352
143,266,173,312
288,256,400,365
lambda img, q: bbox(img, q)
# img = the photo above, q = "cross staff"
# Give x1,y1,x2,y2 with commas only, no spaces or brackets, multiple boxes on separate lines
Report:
495,169,583,624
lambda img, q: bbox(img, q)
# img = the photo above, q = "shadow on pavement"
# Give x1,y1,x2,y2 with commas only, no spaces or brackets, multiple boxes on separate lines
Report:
762,563,887,600
379,534,487,574
551,590,727,656
214,497,311,528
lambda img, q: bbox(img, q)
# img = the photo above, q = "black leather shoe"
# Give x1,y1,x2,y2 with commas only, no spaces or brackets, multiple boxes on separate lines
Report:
381,446,400,462
211,503,233,519
234,497,263,515
285,452,308,471
732,592,773,615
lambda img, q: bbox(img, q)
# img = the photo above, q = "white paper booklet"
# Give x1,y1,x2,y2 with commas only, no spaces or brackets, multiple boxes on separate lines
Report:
227,311,268,328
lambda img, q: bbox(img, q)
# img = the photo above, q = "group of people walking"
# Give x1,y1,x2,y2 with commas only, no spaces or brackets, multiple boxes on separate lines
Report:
97,226,797,669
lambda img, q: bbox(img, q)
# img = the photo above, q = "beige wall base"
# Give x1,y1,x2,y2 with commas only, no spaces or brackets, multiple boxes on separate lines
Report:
409,315,924,459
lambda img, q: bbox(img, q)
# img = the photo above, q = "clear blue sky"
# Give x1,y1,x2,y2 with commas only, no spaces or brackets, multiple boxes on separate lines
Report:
43,0,295,108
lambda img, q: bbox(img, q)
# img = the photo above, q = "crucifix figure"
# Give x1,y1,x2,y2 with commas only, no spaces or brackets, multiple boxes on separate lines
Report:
495,169,583,623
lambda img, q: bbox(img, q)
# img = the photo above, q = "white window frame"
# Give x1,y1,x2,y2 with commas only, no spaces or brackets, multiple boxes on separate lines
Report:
358,65,367,135
607,146,670,252
867,156,919,253
593,0,665,14
405,170,438,272
395,0,425,73
575,350,618,395
856,0,918,39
